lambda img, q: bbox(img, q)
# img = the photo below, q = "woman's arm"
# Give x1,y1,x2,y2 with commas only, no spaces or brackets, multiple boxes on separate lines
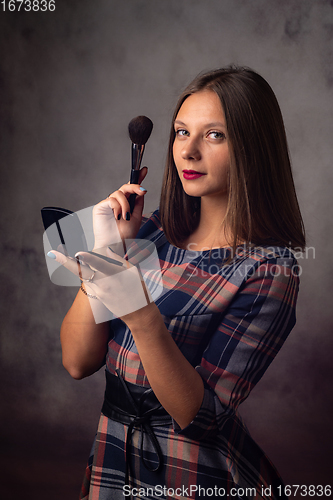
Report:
122,302,205,430
60,289,110,379
175,255,299,440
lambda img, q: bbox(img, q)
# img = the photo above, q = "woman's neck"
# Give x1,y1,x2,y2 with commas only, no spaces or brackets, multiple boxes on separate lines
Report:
183,195,231,251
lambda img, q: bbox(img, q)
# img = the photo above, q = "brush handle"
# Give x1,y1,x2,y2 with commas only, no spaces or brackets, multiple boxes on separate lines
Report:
128,169,140,213
131,143,145,170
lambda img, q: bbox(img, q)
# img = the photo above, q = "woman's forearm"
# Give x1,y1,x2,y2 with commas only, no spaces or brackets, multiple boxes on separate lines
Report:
123,303,205,430
60,290,110,379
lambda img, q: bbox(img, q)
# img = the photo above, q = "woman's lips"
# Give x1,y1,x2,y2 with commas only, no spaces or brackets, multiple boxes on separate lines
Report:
182,170,206,180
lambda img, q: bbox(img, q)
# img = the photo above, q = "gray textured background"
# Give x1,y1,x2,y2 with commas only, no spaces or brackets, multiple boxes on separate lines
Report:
1,0,332,498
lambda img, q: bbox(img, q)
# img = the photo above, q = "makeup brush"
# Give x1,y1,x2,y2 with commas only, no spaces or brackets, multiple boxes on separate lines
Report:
128,115,153,213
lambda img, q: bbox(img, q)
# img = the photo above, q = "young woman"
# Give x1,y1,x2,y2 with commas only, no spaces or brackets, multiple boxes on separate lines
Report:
50,66,305,499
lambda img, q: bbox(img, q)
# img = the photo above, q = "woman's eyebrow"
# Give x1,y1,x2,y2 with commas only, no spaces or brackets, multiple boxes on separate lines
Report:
174,119,187,126
174,119,226,129
205,122,227,129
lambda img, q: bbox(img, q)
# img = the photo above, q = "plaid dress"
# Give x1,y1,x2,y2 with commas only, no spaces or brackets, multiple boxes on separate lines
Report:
80,210,299,500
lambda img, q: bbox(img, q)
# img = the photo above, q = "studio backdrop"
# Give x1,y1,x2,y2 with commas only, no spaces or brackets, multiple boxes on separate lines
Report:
0,1,332,498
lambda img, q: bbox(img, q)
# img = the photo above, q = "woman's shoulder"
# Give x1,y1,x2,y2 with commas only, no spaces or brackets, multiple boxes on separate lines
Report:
223,243,299,287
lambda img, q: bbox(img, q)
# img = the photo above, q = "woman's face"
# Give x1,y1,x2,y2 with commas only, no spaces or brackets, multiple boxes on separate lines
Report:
173,90,230,201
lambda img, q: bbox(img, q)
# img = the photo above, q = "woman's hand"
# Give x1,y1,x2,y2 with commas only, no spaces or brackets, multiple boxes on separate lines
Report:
48,247,151,320
93,167,148,250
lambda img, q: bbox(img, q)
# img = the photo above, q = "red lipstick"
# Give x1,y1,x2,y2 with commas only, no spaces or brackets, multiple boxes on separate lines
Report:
182,170,205,180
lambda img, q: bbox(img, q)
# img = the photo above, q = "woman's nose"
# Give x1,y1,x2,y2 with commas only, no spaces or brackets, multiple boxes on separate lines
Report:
181,137,201,161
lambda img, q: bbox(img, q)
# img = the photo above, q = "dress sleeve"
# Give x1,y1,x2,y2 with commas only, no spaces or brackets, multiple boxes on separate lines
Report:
173,255,299,440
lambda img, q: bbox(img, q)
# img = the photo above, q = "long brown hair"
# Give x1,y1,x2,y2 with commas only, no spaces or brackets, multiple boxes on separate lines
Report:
159,66,306,252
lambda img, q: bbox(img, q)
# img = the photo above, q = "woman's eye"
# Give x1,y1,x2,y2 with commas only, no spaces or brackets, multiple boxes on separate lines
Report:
175,129,189,137
208,131,225,140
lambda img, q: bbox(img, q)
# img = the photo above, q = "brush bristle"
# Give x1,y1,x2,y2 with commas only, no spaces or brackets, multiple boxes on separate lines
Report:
128,116,153,145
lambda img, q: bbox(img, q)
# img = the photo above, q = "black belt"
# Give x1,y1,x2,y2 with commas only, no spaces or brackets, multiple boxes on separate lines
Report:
101,369,172,484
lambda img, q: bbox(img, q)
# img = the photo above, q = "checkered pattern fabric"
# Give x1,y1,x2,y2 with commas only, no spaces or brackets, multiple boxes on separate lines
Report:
80,210,297,500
